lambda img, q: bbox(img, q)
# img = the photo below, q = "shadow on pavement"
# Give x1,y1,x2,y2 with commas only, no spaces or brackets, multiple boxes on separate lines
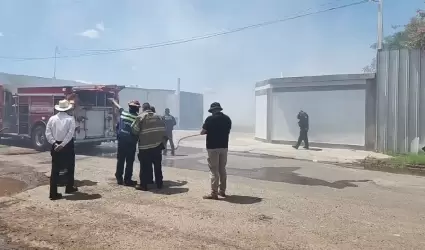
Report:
150,188,189,195
223,195,262,205
64,192,102,201
163,180,188,187
149,180,189,195
244,167,371,189
75,179,98,187
306,148,323,151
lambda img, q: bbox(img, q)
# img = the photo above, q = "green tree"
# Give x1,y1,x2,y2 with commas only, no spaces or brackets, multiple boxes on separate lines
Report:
363,9,425,73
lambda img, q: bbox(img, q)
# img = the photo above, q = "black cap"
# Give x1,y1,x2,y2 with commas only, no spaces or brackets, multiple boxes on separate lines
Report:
142,102,151,111
208,102,223,113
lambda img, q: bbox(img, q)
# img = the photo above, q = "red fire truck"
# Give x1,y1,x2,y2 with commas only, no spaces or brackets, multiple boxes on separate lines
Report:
0,84,123,151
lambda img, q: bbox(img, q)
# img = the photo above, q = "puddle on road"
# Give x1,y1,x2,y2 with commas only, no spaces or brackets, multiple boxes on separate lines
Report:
163,160,370,189
75,144,370,189
0,177,27,197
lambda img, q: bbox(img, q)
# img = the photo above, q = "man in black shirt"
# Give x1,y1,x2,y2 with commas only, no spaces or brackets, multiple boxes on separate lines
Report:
201,102,232,200
293,110,309,150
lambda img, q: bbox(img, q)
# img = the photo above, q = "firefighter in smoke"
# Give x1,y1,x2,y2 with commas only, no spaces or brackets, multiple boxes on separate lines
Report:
162,108,176,156
114,100,141,186
131,102,167,191
293,110,309,150
45,99,78,200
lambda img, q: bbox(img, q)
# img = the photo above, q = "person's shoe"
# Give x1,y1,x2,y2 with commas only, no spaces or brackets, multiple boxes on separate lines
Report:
203,193,219,200
65,186,78,194
156,182,163,189
116,176,124,185
135,184,148,191
171,151,175,156
218,191,226,197
292,145,298,150
49,193,63,200
303,146,309,150
124,180,137,187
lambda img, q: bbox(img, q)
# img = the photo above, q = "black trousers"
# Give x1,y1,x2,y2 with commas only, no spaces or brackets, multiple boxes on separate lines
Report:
50,139,75,196
138,145,163,187
295,128,309,148
115,139,136,182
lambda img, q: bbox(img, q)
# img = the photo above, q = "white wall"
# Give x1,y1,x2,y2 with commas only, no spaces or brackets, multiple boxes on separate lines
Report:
255,95,268,139
119,87,203,130
119,88,174,115
271,90,365,146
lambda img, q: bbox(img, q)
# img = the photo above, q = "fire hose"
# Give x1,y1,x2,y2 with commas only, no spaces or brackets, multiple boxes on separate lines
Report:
174,134,203,150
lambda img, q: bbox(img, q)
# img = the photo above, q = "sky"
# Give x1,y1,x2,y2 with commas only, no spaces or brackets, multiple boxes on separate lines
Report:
0,0,422,126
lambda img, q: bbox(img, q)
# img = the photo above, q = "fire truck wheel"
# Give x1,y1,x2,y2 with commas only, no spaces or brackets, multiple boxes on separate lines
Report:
31,124,48,151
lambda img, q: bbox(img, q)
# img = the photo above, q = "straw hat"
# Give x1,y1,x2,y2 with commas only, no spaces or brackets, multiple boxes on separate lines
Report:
55,99,73,112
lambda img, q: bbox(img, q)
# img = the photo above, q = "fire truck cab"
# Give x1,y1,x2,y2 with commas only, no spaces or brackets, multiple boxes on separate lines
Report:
0,84,123,151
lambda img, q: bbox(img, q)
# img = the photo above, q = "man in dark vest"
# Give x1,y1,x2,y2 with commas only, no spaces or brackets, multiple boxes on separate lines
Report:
115,100,140,186
132,103,167,191
293,110,309,150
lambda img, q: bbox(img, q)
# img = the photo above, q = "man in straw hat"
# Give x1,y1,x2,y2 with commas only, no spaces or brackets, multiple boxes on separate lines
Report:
45,99,78,200
114,100,141,186
200,102,232,200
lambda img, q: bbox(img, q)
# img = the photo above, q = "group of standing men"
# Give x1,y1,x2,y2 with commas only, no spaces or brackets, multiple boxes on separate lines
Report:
45,97,232,201
114,100,177,191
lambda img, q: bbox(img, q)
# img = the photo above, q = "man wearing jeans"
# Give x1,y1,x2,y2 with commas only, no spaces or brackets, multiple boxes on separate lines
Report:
201,102,232,200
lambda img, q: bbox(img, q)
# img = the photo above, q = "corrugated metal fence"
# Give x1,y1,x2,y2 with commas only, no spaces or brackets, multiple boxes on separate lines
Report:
376,49,425,153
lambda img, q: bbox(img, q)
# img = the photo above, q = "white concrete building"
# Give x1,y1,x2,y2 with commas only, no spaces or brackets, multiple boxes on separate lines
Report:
255,74,376,150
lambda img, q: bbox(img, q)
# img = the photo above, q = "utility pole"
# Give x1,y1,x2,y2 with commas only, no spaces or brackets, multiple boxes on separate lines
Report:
176,78,181,129
53,46,59,79
374,0,384,50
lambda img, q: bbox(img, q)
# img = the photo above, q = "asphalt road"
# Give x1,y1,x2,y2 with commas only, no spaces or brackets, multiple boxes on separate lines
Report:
0,145,425,249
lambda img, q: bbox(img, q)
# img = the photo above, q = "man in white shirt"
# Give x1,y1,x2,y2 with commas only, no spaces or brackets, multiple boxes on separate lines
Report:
45,99,78,200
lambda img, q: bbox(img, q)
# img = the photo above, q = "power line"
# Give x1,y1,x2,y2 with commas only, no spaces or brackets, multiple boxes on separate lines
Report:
0,0,368,62
60,0,357,53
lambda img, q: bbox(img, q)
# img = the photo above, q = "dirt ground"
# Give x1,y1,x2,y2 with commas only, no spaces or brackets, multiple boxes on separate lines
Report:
1,146,425,250
0,147,50,250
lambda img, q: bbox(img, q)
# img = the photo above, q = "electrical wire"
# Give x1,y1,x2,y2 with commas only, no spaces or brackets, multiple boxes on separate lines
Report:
59,0,357,53
0,0,369,62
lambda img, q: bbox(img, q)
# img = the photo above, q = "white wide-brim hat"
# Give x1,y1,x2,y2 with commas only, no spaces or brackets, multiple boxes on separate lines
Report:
55,99,73,112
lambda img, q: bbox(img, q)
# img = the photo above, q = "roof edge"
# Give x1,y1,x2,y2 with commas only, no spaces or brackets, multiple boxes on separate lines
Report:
256,73,376,88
